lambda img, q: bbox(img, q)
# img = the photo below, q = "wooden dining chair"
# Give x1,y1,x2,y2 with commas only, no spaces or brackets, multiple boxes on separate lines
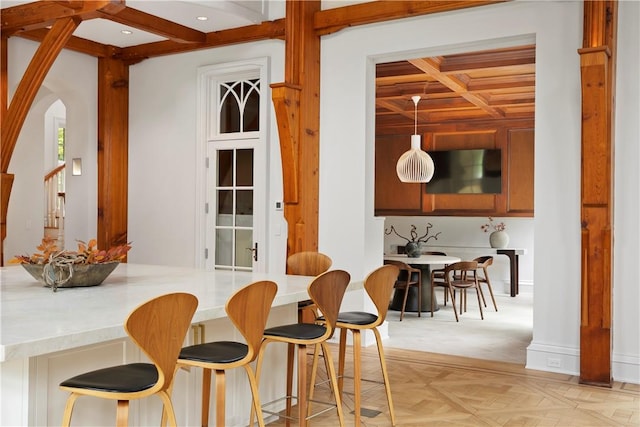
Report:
435,261,483,322
383,259,421,320
287,251,333,323
177,280,278,427
473,256,498,311
59,292,198,427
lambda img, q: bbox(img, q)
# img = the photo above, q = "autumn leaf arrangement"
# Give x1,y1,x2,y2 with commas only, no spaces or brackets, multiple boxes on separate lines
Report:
11,236,131,266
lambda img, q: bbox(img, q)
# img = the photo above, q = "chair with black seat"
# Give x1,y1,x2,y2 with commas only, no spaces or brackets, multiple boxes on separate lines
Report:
472,256,498,311
59,292,198,427
383,259,421,320
287,251,332,323
434,261,483,322
178,280,278,427
318,264,399,427
253,269,350,427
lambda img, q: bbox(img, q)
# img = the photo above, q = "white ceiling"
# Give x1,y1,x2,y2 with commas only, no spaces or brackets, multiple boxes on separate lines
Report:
1,0,284,47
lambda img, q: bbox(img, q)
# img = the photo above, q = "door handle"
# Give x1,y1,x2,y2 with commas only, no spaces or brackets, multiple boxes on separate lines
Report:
247,242,258,262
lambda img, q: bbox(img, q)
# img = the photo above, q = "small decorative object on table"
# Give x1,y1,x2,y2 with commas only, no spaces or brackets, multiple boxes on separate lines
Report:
385,223,441,257
481,217,509,248
10,237,131,291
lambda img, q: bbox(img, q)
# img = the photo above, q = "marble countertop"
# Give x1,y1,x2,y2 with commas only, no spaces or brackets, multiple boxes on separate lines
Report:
1,263,334,363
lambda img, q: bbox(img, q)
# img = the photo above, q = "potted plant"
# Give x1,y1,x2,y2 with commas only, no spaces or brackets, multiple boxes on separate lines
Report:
385,223,441,257
10,237,131,291
481,217,509,248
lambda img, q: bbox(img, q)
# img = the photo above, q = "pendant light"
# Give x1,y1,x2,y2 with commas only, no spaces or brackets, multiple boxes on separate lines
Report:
396,95,435,183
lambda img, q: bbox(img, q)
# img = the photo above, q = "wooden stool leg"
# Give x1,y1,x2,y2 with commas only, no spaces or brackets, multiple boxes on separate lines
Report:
321,341,345,427
250,341,270,427
202,368,212,426
116,400,129,427
244,365,266,427
61,393,80,427
215,370,225,427
297,344,308,427
374,327,396,426
353,330,362,426
286,342,295,427
338,328,347,397
158,391,178,427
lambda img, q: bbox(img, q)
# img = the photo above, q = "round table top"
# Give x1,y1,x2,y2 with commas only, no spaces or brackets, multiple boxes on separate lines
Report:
383,254,461,265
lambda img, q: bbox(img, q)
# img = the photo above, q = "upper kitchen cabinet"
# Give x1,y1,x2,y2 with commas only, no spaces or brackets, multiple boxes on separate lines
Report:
374,44,535,218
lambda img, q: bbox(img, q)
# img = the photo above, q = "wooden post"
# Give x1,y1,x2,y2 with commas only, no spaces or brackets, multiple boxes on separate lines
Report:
579,0,617,386
97,54,129,251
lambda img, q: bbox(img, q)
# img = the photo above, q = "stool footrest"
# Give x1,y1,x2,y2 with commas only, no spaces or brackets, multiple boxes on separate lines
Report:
261,395,339,421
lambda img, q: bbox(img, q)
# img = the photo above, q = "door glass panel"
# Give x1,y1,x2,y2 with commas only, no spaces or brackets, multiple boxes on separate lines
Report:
215,229,233,266
219,81,241,133
217,190,233,226
236,190,253,227
218,150,233,186
243,79,260,132
235,229,253,268
236,149,253,186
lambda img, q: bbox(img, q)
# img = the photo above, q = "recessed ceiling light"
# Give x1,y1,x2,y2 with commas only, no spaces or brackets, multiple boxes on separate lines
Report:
121,30,132,35
196,16,208,21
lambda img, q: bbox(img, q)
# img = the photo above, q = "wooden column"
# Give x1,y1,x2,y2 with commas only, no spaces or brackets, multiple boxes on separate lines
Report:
272,0,321,256
0,18,79,265
579,0,617,386
97,54,129,250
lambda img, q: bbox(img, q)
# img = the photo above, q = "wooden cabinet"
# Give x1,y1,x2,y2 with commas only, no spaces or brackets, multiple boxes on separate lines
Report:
375,121,534,217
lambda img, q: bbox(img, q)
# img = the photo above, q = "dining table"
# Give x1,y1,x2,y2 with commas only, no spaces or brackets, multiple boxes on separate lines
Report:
384,254,461,313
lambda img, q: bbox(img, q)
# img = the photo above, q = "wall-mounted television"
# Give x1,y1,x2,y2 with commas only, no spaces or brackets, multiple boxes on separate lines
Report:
425,148,501,194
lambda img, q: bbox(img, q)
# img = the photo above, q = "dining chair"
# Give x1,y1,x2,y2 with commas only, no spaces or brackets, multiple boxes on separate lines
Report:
383,259,421,320
59,292,198,427
424,251,452,305
473,256,498,311
287,251,333,323
177,280,278,427
433,261,483,322
253,269,350,427
314,264,399,426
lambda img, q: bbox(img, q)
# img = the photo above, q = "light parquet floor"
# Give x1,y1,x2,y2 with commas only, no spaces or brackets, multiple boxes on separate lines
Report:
264,345,640,427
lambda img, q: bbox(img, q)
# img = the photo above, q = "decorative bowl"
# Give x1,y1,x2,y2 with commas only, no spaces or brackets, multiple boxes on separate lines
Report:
22,261,120,291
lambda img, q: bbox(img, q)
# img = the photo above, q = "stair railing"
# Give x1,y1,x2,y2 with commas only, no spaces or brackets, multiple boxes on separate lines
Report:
44,164,65,230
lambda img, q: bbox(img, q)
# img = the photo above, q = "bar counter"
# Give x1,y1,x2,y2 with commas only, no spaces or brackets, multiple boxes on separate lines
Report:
1,263,358,426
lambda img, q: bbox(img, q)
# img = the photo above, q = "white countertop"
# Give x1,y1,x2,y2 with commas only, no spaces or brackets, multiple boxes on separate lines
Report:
0,263,341,363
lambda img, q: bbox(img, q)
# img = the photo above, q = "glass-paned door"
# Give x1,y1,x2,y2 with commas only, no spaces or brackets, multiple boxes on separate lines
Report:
213,147,255,270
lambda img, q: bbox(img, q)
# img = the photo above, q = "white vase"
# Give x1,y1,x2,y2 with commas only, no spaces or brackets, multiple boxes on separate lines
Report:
489,231,509,248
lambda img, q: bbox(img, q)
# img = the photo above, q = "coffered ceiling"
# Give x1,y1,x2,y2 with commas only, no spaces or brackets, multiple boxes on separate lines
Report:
376,44,536,133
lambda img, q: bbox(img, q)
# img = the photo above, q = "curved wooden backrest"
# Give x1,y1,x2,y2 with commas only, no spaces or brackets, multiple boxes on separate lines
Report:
125,292,198,393
474,256,493,267
287,251,332,276
445,261,479,279
226,280,278,361
307,270,350,333
364,264,400,324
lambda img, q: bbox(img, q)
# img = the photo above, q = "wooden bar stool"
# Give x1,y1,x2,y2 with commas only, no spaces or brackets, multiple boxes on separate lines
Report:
316,264,399,426
177,280,277,427
59,292,198,427
253,270,350,427
287,251,332,323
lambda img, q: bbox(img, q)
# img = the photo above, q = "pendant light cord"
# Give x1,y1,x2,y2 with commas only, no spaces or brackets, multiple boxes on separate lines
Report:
412,95,420,135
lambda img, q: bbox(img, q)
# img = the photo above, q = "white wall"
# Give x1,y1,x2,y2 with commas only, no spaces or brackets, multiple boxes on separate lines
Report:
319,0,638,382
5,0,638,383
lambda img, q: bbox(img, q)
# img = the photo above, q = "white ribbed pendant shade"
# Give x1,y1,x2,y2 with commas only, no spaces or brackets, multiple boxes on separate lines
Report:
396,135,435,182
396,96,435,183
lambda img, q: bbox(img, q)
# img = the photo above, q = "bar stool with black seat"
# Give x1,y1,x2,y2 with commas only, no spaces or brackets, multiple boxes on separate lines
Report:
59,292,198,427
253,269,350,427
177,280,278,427
319,264,399,426
383,259,421,320
287,251,332,323
472,256,498,311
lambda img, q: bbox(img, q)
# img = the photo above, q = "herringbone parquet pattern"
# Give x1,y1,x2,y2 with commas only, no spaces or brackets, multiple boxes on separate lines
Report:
265,345,639,426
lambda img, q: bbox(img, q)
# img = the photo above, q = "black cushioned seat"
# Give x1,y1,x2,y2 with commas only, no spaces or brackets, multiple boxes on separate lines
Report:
180,341,247,364
263,323,327,340
60,363,158,393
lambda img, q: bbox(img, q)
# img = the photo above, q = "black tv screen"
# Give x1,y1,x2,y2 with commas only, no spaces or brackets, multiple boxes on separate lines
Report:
426,149,501,194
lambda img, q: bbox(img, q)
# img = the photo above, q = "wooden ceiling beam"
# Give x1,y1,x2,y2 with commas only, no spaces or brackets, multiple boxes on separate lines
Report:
18,27,116,57
96,6,206,44
314,0,508,36
0,0,124,36
410,57,504,119
116,19,285,61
